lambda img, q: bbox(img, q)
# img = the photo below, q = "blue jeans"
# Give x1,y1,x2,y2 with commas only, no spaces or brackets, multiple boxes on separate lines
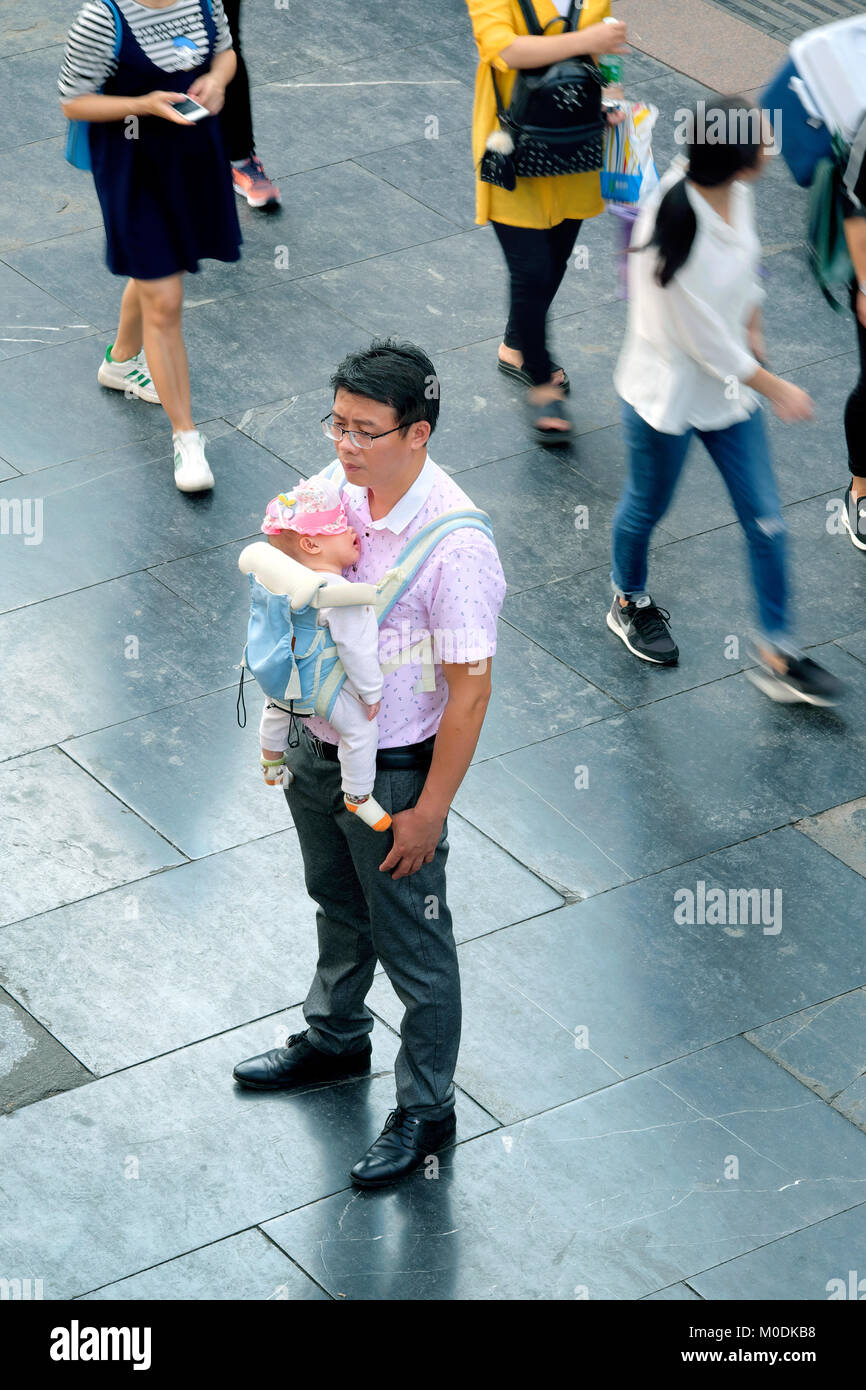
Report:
611,401,791,644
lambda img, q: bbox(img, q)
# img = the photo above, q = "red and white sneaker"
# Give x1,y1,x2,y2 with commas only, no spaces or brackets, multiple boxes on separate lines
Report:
231,156,281,208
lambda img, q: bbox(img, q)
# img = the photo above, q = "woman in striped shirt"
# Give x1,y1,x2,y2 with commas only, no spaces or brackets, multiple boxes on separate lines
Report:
59,0,242,492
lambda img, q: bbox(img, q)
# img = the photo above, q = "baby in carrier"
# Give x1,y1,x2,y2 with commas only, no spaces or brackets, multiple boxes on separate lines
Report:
256,477,391,831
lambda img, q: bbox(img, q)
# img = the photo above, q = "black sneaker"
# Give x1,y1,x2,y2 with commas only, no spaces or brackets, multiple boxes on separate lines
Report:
843,483,866,551
746,649,844,707
606,595,679,664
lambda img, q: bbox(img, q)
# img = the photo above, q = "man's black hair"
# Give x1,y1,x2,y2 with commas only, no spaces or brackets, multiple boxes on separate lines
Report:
330,338,440,435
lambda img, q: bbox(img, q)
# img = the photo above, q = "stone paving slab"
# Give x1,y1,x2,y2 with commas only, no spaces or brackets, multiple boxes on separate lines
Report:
0,988,91,1114
367,943,621,1126
0,1005,498,1299
688,1202,866,1300
0,574,237,763
0,746,184,929
0,43,67,154
64,688,296,861
642,1281,702,1299
0,822,561,1075
616,0,786,92
796,795,866,877
0,136,103,255
79,1228,330,1301
0,261,97,362
454,645,866,894
252,49,475,185
503,495,865,713
262,1037,866,1300
369,828,866,1098
0,431,296,614
3,161,458,335
747,991,866,1124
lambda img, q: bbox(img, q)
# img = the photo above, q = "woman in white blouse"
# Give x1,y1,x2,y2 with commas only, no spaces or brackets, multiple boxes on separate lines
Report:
606,98,842,706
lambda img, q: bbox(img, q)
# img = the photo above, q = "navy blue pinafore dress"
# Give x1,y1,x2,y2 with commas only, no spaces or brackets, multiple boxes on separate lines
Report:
89,0,242,280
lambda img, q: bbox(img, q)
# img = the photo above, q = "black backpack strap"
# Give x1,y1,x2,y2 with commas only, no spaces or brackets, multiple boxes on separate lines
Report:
489,0,587,123
515,0,584,34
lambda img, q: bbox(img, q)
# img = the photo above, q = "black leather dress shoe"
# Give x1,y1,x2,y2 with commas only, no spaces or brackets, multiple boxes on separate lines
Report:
232,1030,372,1091
350,1107,457,1188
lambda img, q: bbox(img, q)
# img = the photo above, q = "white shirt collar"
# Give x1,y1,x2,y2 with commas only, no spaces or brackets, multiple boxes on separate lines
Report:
352,455,437,534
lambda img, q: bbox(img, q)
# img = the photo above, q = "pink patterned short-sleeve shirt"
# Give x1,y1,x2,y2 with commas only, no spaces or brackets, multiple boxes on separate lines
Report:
303,455,506,748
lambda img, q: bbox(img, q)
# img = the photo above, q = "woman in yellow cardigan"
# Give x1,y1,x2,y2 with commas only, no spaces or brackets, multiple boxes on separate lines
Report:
466,0,627,442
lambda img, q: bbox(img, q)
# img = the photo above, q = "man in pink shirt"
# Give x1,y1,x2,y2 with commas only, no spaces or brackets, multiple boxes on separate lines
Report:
234,339,506,1187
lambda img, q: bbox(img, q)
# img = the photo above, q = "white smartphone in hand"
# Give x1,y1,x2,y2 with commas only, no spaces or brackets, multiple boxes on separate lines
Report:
171,96,211,122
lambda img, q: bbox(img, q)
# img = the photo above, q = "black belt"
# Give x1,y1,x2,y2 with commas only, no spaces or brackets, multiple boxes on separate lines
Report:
303,728,436,770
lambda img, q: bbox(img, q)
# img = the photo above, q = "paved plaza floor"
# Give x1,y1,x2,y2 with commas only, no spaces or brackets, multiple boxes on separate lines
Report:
1,0,865,1301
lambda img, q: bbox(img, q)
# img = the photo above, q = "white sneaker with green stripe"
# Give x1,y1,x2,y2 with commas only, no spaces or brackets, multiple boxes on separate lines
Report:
173,429,214,492
97,344,161,403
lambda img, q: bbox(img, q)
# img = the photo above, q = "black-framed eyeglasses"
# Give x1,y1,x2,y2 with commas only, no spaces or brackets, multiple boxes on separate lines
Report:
321,412,404,450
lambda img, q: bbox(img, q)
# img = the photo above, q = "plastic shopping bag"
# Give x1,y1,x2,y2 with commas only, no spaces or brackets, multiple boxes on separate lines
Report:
601,100,659,204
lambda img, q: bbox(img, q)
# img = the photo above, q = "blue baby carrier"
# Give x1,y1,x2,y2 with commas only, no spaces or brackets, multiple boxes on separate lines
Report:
236,460,495,728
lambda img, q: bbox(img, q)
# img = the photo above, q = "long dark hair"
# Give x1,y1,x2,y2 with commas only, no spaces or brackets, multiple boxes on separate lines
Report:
634,98,764,287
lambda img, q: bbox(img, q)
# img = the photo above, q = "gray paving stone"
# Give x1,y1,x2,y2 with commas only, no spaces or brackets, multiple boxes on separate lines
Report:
747,991,866,1110
474,619,619,761
0,336,167,473
367,939,621,1125
374,829,866,1088
797,796,866,878
836,627,866,669
504,499,866,710
454,649,866,892
296,225,619,357
688,1201,866,1300
0,572,238,762
0,819,561,1075
64,688,297,861
0,457,19,481
178,281,371,419
0,989,91,1113
262,1037,866,1300
0,430,297,613
0,261,96,362
0,0,79,56
450,445,676,597
0,746,183,928
0,44,67,153
641,1282,702,1300
3,161,456,334
234,0,470,87
79,1228,329,1301
0,136,102,254
251,48,475,183
0,1008,495,1299
832,1075,866,1132
358,130,479,230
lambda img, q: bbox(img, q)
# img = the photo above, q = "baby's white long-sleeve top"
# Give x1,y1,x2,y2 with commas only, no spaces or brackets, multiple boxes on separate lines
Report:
259,575,383,754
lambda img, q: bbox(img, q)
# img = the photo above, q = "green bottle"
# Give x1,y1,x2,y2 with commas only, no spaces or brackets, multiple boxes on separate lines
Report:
599,15,623,86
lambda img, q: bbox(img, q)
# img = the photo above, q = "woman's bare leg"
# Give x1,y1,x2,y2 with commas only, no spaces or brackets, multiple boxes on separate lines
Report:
112,279,144,361
136,273,194,433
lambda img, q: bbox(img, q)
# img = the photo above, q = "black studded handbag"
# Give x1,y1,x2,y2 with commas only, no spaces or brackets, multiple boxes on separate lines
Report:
480,0,605,189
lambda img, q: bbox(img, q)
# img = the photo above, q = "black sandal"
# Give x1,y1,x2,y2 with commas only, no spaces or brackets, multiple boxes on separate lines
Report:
529,396,573,446
498,358,571,395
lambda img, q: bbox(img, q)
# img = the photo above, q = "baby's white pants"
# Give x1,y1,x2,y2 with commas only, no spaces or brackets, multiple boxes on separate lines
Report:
328,686,379,796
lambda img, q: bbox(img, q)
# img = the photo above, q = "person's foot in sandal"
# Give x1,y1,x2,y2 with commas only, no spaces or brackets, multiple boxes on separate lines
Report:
528,383,573,446
498,344,570,394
